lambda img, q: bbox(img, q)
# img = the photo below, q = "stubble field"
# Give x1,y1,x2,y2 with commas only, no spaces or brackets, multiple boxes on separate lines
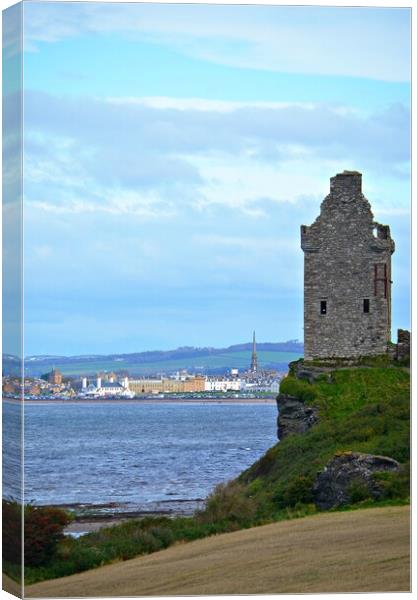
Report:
25,505,410,597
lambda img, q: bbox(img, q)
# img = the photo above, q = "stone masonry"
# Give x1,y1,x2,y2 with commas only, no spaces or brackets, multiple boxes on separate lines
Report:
301,171,395,360
396,329,410,361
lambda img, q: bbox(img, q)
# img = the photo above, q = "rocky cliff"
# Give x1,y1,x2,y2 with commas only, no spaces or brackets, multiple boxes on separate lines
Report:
276,394,318,440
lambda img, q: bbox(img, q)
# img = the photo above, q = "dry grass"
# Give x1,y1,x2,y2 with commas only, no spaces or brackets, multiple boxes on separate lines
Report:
3,573,23,598
26,505,410,597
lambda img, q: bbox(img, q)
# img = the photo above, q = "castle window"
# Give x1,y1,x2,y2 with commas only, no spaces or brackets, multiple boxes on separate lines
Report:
320,300,327,315
363,299,370,313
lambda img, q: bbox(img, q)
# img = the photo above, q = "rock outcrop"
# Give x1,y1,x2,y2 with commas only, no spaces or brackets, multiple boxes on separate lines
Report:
313,452,401,510
276,394,318,440
294,362,333,383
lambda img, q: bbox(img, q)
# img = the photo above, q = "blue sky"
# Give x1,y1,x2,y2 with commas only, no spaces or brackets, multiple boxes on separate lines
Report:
12,2,411,355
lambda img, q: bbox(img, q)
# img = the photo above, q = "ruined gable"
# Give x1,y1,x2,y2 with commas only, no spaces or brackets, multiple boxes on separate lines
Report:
301,171,395,360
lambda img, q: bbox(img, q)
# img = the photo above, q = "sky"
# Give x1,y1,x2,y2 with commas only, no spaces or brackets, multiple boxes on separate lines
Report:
5,1,411,355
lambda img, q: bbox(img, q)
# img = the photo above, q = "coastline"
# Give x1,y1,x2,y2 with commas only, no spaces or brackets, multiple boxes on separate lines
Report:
55,499,206,536
64,508,200,536
6,397,276,405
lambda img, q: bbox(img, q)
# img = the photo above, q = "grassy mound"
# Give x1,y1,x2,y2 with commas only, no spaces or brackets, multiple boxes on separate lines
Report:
238,364,410,516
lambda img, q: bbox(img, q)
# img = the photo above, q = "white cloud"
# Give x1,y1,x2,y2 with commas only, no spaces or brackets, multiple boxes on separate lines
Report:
23,3,411,82
106,96,319,113
28,191,178,220
23,91,410,221
193,234,298,252
183,152,339,213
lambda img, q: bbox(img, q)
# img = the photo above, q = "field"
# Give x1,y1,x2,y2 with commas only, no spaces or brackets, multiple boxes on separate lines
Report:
25,505,410,596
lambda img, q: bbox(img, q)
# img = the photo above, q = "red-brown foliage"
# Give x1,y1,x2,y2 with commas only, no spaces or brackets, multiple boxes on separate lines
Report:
2,501,72,566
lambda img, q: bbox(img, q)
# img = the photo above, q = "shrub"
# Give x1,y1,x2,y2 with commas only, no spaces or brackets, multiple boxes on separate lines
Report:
373,465,410,501
196,481,256,525
3,501,72,568
283,475,314,507
147,526,174,548
247,478,263,495
24,505,72,566
272,475,314,508
2,500,22,564
347,480,371,504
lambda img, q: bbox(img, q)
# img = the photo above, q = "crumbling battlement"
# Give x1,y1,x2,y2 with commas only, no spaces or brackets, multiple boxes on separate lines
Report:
397,329,410,360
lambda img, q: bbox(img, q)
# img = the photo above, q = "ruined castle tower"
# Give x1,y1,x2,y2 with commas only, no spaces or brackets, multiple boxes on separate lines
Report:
301,171,395,360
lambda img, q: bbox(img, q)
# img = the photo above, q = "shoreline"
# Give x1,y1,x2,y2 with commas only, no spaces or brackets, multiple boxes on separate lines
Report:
5,397,277,405
12,499,205,529
64,508,199,536
54,500,205,536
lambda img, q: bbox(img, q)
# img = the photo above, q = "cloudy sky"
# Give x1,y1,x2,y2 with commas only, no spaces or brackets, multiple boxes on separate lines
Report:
11,2,412,355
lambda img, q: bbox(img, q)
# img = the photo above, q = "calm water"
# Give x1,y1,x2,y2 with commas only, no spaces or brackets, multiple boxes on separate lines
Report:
5,402,277,513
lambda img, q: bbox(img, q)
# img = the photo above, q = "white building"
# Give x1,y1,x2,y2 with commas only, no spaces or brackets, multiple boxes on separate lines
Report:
204,378,241,392
269,380,281,393
81,376,134,398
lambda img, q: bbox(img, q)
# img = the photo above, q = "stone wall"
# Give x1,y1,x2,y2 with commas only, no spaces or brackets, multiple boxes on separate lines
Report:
396,329,410,361
301,171,395,360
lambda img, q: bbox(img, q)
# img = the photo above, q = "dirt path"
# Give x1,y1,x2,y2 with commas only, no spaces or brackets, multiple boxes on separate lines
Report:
26,505,410,597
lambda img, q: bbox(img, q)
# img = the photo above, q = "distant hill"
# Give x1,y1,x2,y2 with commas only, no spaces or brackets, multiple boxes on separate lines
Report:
3,341,303,377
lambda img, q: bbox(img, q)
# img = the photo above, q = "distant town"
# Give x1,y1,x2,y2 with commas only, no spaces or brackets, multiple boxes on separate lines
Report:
3,332,287,402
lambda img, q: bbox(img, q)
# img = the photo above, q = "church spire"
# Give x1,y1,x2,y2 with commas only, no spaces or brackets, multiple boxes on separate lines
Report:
250,330,258,372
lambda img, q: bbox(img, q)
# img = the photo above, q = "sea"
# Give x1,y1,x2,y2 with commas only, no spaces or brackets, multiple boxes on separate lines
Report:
4,401,277,515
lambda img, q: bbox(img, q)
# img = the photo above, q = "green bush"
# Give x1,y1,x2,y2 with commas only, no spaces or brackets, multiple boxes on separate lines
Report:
147,526,175,548
373,465,410,500
282,475,314,507
347,480,371,504
196,481,256,525
247,478,263,495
